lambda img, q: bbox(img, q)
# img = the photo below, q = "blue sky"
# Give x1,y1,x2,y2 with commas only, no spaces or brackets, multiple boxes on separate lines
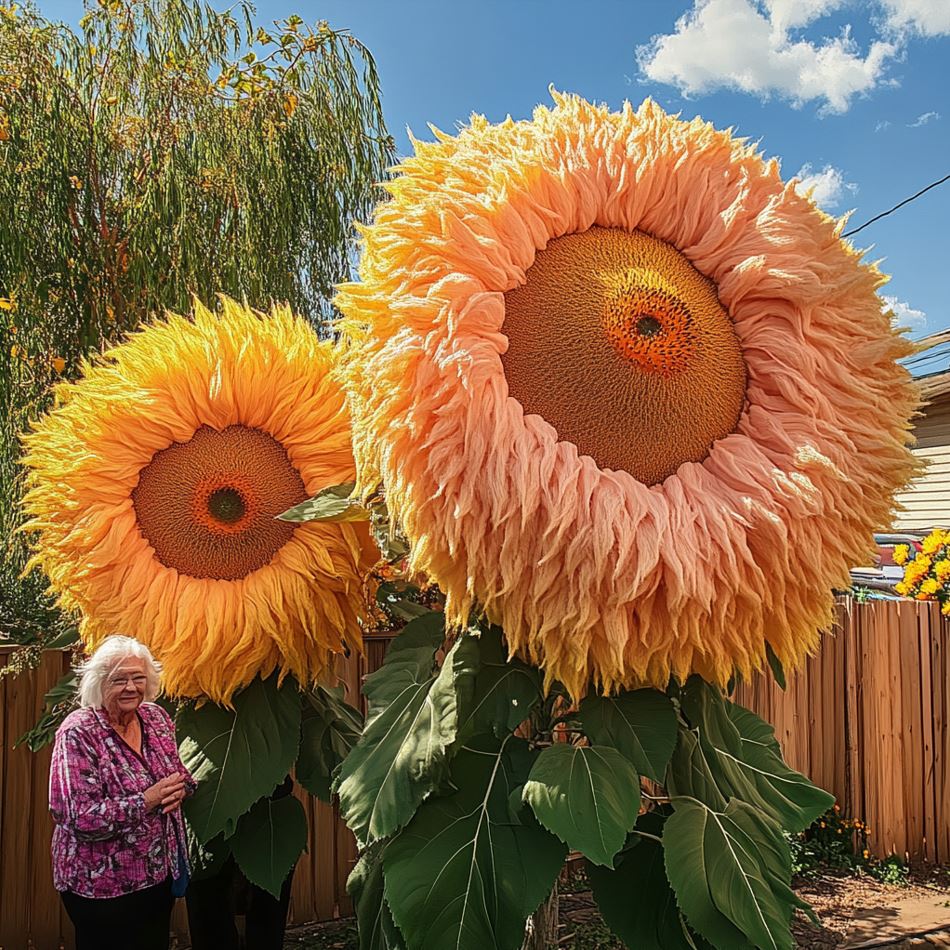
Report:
44,0,950,345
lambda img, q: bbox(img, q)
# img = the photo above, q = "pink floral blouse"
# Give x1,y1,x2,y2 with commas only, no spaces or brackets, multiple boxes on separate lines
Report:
49,702,196,899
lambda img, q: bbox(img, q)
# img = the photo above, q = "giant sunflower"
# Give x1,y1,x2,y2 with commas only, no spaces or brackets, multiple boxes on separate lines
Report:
22,298,374,703
337,93,918,700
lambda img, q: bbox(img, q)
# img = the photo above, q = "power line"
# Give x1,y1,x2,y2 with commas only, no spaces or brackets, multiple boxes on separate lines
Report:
842,172,950,238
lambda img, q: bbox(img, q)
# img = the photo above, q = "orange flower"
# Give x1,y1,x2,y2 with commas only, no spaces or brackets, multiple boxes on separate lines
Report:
22,298,375,702
337,94,918,699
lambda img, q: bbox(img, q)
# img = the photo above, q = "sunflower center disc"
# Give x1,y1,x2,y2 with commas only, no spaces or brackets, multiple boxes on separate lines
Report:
132,424,307,580
501,226,747,485
207,487,247,524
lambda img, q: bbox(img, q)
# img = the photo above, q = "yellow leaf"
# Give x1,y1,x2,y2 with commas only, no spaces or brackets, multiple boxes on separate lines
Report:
282,93,298,118
52,357,66,373
0,296,15,311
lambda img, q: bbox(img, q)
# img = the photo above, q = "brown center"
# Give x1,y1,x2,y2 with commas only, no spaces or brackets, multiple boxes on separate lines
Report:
501,226,747,485
132,424,307,579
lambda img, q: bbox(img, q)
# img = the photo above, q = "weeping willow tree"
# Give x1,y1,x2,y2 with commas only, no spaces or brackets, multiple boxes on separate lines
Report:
0,0,394,657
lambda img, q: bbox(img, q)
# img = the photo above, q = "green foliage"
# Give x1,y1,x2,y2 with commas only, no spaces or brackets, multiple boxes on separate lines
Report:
664,799,810,950
334,590,832,950
669,677,834,833
278,482,366,524
178,673,302,841
0,0,393,647
347,841,405,950
13,668,76,749
577,687,677,781
296,684,363,802
788,806,909,885
335,612,478,847
383,737,567,950
587,812,709,950
455,625,540,744
229,794,308,898
280,482,410,562
523,743,640,867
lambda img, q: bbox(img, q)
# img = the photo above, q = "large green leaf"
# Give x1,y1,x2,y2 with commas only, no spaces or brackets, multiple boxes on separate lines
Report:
577,688,677,781
277,482,368,522
456,626,541,744
230,795,308,899
178,675,302,842
186,828,231,882
675,678,833,832
297,685,364,802
347,842,405,950
523,743,640,866
588,812,708,950
664,798,807,950
335,614,478,846
384,738,566,950
666,727,729,811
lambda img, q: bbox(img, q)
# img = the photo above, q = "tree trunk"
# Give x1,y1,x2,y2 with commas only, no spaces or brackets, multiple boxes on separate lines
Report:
522,882,559,949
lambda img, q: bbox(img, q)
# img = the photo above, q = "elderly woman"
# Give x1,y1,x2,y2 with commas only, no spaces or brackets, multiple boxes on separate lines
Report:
49,635,196,950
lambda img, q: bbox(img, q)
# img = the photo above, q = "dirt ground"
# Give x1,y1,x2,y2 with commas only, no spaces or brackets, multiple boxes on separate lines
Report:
792,867,950,949
283,867,950,950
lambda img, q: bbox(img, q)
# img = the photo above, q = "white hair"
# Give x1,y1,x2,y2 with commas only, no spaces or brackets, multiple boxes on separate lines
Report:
76,635,163,708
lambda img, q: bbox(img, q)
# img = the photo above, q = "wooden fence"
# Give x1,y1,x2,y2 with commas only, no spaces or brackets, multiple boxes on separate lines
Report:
735,597,950,864
2,598,949,948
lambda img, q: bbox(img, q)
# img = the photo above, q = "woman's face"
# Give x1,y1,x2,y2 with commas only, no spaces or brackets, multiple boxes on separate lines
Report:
103,656,148,716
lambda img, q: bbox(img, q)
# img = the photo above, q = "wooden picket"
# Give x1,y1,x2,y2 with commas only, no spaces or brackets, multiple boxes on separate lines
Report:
735,597,950,863
2,598,950,948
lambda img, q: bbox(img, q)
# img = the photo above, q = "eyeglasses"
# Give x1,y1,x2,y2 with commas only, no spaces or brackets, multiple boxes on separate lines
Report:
107,674,148,688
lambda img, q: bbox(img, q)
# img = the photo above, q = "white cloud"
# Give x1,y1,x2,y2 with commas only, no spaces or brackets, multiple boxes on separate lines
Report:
875,119,892,131
637,0,898,114
882,295,927,328
908,110,940,126
794,163,858,209
881,0,950,36
764,0,845,33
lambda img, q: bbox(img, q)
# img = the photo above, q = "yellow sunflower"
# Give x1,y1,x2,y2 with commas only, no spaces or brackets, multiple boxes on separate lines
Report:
337,93,918,700
22,298,375,702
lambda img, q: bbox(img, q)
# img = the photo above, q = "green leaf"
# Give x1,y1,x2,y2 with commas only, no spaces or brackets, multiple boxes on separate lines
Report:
376,581,431,622
666,727,728,811
384,738,566,950
578,688,677,781
347,841,405,950
523,743,640,866
230,794,308,899
766,644,787,690
456,625,541,744
45,628,80,649
277,482,368,522
15,671,77,750
186,828,231,882
335,614,478,846
588,812,708,950
664,798,806,950
676,678,834,833
179,675,302,842
297,685,363,802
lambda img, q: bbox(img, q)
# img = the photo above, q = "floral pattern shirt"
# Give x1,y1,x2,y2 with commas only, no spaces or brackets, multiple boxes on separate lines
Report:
49,702,197,898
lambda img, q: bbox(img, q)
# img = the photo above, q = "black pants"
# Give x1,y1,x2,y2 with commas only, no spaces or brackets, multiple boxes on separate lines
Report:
61,877,173,950
185,855,295,950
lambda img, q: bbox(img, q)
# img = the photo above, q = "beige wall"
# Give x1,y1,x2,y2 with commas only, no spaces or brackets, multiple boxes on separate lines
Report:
894,391,950,530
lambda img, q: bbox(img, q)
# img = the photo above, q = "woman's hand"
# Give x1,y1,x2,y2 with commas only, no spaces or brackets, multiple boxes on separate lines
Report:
143,772,186,814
